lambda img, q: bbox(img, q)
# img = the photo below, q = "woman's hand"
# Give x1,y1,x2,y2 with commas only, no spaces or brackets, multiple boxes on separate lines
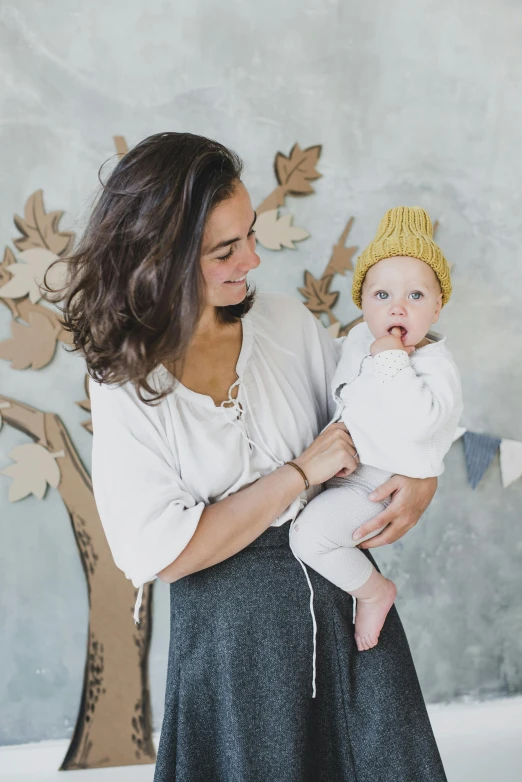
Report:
293,423,359,486
353,475,438,548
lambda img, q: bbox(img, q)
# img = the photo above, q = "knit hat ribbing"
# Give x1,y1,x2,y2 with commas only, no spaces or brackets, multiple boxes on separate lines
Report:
351,206,452,309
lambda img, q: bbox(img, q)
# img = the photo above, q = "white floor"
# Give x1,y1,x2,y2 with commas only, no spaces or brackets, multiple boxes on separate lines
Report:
1,697,521,782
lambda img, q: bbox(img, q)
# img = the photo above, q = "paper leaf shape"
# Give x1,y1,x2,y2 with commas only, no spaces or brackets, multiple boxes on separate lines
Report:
1,443,65,502
0,401,10,431
275,143,322,196
0,310,58,370
254,209,309,250
499,438,522,489
326,218,357,276
13,190,75,255
463,431,501,489
0,248,68,303
299,271,338,314
452,426,467,443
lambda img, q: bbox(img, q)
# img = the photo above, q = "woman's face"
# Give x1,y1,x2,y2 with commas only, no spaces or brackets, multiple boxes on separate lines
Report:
200,182,260,308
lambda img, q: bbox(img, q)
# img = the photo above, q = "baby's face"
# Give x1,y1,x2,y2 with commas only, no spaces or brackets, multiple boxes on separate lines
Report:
361,256,443,348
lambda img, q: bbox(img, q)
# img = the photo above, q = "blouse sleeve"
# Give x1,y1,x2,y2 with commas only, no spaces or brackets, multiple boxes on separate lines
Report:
89,376,205,589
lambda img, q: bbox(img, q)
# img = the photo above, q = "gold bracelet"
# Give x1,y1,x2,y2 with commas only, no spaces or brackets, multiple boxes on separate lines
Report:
285,461,310,490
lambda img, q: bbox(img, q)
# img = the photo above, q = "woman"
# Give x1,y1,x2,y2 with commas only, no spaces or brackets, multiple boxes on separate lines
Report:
57,132,447,781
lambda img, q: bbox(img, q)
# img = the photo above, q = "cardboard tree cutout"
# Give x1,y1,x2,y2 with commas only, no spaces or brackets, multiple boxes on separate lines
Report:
0,182,155,770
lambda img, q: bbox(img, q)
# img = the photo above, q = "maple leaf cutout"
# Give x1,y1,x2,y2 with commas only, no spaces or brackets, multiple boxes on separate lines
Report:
299,272,339,314
0,310,58,370
275,144,322,196
0,248,68,303
254,209,309,251
1,443,65,502
13,190,75,255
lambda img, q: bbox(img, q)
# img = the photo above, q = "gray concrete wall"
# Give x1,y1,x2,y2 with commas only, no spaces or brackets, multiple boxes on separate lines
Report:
1,0,521,746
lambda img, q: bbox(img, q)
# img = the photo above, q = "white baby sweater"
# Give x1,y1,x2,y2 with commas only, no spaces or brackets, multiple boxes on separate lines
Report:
330,321,463,478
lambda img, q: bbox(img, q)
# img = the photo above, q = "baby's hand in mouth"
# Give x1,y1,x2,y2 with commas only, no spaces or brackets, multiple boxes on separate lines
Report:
370,327,416,357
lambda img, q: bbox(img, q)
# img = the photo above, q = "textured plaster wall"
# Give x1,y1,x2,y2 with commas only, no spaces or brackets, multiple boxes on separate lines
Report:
1,0,521,746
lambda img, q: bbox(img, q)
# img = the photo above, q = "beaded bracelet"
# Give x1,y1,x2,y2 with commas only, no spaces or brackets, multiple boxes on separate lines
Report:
285,461,310,490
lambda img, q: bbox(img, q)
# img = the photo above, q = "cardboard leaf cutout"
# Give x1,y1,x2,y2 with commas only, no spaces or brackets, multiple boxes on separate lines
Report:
299,271,338,313
13,190,75,255
0,248,65,303
275,143,322,195
0,310,58,369
255,209,309,250
326,217,357,276
1,442,64,502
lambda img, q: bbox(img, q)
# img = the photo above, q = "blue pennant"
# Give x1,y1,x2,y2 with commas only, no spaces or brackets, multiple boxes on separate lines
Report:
463,432,501,489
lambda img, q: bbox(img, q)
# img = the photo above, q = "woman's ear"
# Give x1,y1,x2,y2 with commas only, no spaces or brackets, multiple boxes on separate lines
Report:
431,292,443,324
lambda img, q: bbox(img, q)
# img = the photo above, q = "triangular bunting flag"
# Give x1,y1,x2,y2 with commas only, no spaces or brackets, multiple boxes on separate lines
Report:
463,432,501,489
452,426,467,443
499,439,522,489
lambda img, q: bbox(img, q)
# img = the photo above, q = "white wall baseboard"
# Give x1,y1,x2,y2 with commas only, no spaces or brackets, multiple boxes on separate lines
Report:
1,697,522,781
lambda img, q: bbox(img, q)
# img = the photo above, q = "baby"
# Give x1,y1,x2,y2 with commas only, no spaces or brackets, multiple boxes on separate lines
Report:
290,206,463,653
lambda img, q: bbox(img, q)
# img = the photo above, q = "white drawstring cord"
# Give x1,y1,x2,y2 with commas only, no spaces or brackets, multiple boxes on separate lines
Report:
352,596,357,624
134,584,144,624
289,522,317,699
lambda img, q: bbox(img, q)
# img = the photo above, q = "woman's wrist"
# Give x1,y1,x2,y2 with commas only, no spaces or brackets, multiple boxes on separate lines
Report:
284,460,310,490
280,462,309,495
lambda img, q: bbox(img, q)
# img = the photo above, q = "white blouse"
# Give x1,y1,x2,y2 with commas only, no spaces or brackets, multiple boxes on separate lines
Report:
89,292,340,621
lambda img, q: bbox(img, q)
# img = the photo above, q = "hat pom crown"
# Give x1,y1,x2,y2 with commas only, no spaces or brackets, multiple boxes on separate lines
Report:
376,206,433,242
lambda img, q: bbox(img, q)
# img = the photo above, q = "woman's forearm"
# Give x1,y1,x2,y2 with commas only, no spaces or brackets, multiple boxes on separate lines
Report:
157,463,305,583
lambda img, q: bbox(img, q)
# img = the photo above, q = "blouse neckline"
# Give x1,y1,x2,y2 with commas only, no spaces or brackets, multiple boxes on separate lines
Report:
156,311,255,409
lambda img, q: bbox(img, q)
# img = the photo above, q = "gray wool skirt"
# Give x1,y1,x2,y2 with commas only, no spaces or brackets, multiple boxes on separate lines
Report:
153,524,447,782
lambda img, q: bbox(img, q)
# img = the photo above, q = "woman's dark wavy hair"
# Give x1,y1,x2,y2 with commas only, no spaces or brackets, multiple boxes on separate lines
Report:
44,132,255,404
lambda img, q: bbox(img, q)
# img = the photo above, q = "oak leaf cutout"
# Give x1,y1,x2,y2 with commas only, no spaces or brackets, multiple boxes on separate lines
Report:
275,143,322,196
1,443,65,502
13,190,75,255
299,271,338,314
0,248,68,303
255,209,309,250
0,310,58,370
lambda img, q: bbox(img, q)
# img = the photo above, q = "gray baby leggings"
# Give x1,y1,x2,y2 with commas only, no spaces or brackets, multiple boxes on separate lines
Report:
289,463,393,593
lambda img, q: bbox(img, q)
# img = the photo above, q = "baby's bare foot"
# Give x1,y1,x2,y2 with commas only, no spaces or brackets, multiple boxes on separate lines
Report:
352,572,397,651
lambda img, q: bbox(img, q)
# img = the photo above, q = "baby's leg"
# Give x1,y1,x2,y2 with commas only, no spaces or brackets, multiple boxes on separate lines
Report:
289,472,396,651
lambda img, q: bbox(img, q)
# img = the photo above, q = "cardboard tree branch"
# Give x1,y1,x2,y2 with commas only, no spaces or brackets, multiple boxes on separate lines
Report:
0,181,155,770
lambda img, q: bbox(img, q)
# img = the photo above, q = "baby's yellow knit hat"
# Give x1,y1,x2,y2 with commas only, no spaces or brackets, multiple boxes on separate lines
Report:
351,206,452,309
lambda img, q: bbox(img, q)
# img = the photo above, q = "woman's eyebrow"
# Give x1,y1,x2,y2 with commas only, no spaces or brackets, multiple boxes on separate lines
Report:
207,212,257,254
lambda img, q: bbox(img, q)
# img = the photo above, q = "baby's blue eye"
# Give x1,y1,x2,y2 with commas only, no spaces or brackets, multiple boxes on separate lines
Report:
376,291,388,299
410,292,422,300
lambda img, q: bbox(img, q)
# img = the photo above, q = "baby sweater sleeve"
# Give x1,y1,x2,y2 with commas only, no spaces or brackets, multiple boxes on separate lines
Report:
371,348,462,440
89,376,205,590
